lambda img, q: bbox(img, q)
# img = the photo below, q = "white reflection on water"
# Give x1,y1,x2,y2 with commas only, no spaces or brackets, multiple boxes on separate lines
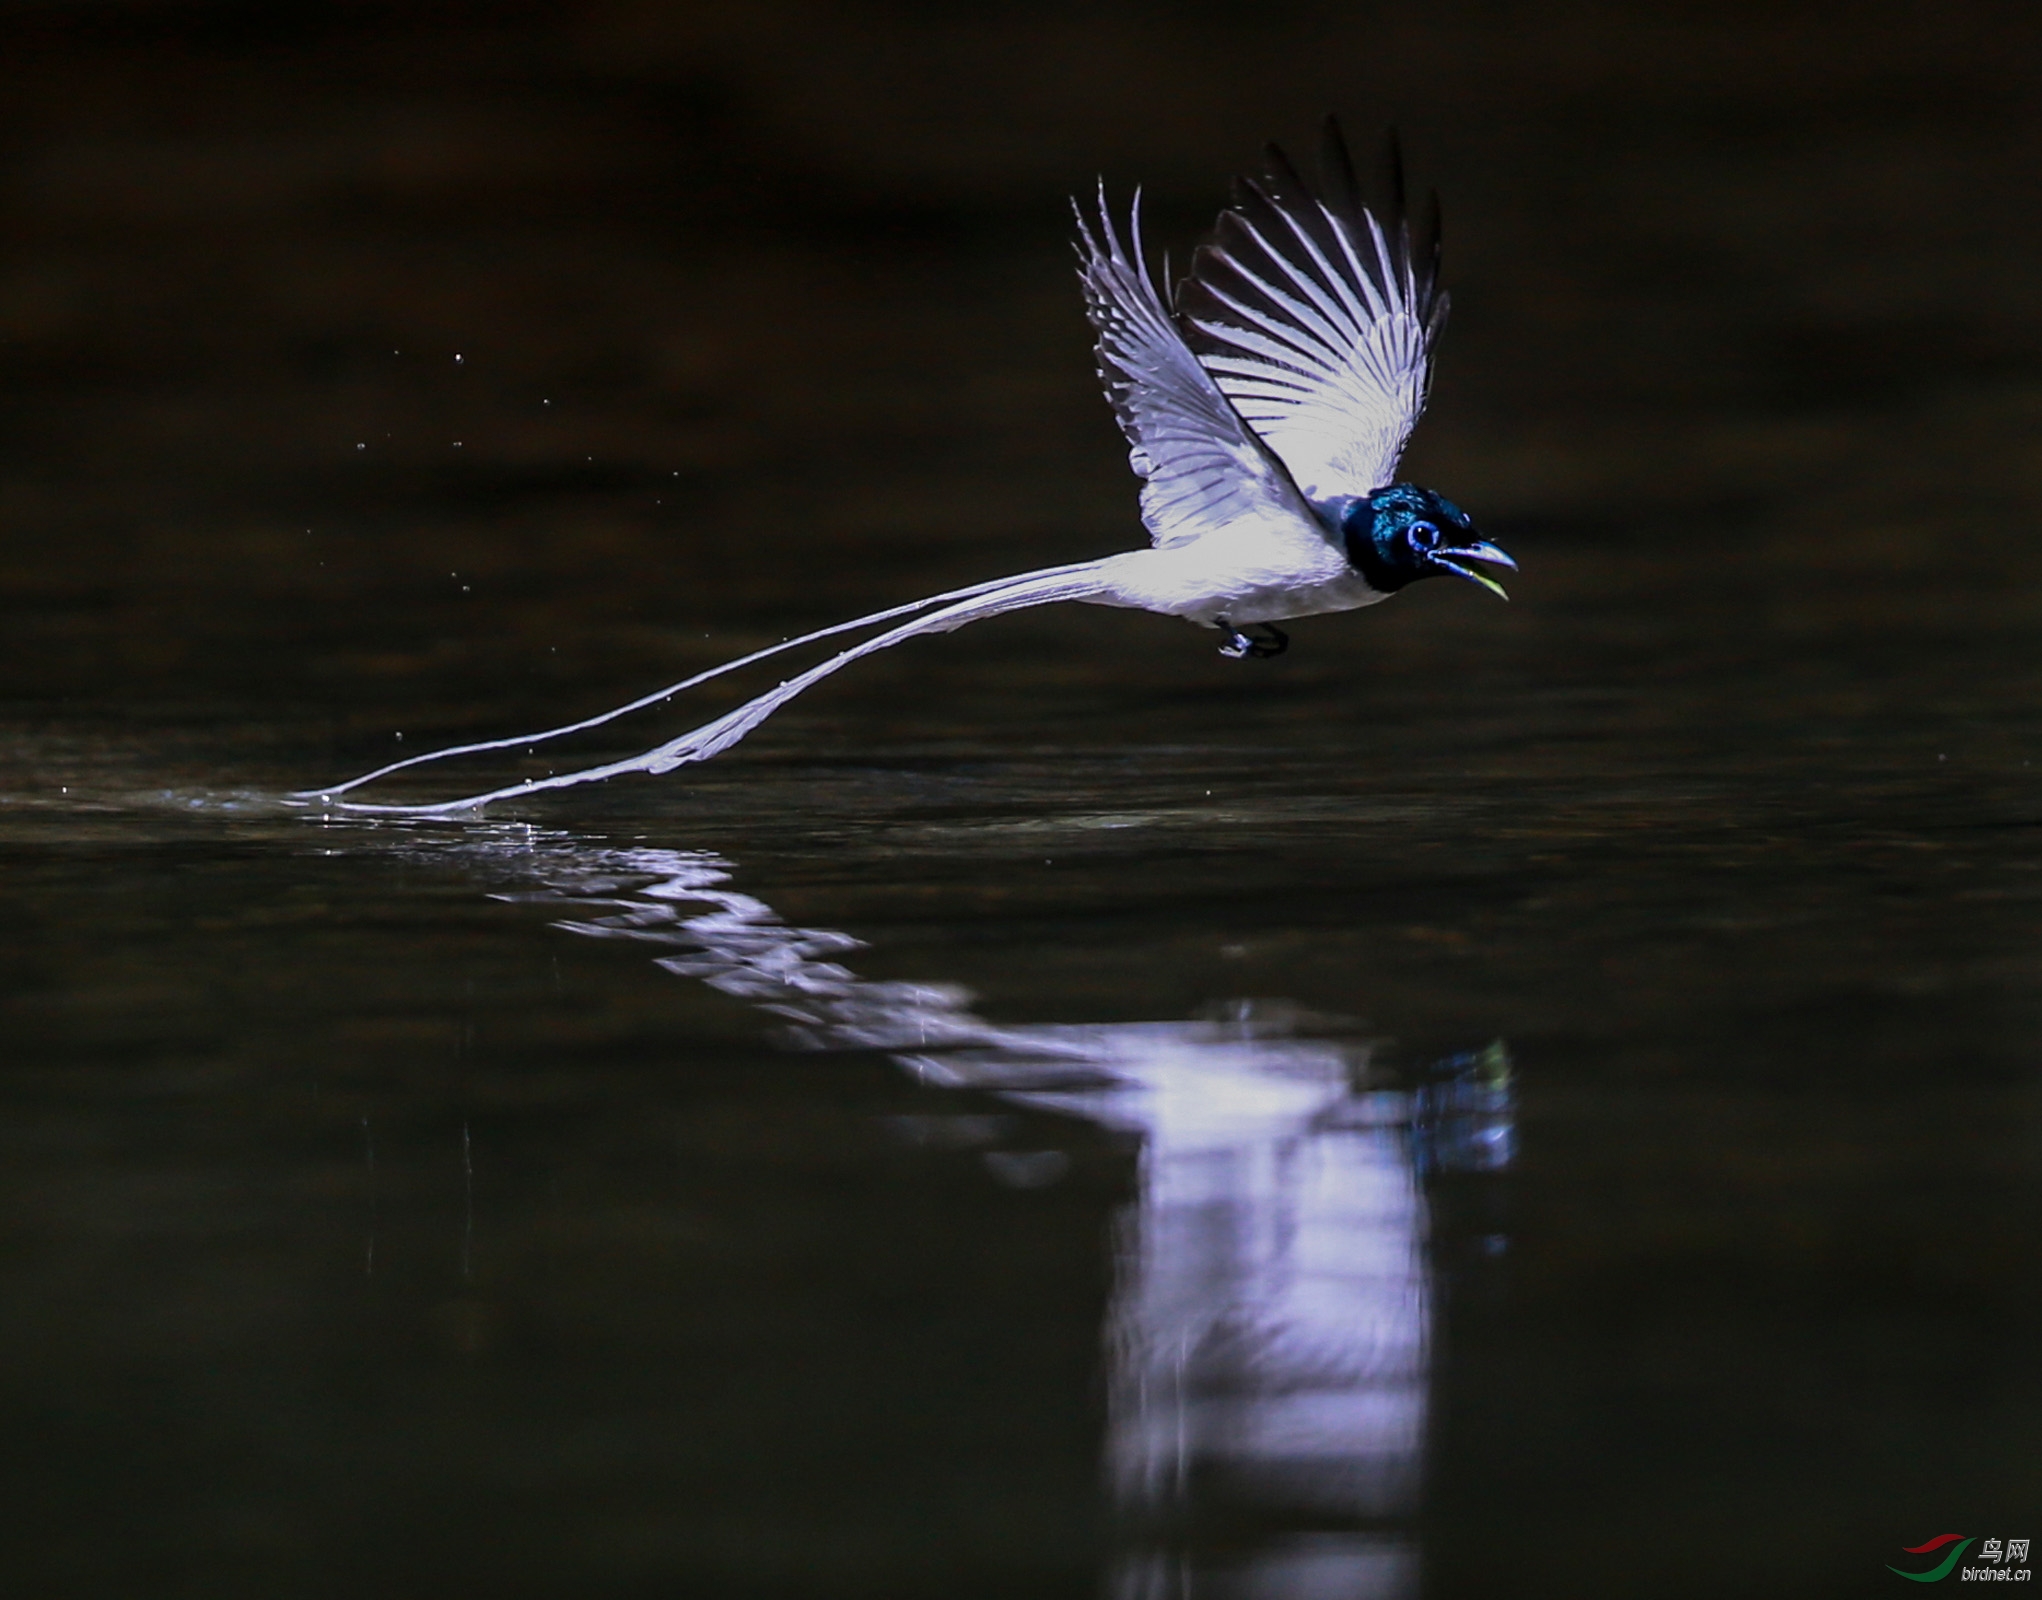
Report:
475,836,1512,1598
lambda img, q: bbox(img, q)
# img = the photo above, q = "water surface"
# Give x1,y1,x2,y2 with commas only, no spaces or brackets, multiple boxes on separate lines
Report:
2,4,2040,1595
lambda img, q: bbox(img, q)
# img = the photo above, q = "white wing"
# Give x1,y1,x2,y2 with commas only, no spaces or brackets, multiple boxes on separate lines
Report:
1180,123,1448,503
1075,189,1320,550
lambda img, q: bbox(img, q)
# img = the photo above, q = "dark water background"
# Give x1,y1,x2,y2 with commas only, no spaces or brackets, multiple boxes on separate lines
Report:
2,2,2039,1595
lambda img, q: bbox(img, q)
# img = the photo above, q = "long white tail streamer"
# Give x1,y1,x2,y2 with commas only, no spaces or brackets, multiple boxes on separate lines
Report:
314,560,1113,816
295,559,1108,804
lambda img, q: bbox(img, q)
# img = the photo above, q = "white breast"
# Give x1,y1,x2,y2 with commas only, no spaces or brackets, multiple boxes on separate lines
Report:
1087,524,1387,627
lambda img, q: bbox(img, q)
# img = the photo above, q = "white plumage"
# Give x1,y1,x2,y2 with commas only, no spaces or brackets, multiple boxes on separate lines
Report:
309,122,1492,815
1184,133,1447,503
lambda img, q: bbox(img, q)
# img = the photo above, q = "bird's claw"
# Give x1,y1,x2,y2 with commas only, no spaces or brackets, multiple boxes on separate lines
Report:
1217,622,1288,660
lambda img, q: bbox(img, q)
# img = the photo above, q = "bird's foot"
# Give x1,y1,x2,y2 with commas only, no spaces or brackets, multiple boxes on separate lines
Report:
1217,622,1289,660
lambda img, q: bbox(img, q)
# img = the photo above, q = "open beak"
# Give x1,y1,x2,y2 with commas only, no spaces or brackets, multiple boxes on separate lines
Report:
1433,540,1516,601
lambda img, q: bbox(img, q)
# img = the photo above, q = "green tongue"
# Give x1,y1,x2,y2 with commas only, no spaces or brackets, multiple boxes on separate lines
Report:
1437,559,1510,601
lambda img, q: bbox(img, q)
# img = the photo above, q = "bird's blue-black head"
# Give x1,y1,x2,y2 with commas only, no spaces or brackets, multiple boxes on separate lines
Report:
1339,484,1515,599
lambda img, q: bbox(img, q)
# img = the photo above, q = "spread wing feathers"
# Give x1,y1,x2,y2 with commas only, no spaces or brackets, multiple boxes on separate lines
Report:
1179,121,1448,503
1074,187,1317,550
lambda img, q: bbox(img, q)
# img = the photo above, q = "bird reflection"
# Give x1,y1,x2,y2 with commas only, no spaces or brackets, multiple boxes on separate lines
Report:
465,832,1512,1599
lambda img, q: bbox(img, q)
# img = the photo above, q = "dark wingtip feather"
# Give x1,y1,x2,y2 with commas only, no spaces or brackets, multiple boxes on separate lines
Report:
1319,115,1363,216
1191,119,1443,307
1248,119,1436,255
1374,126,1408,218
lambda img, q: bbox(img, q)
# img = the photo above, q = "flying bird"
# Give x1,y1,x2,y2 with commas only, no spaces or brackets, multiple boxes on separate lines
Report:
309,121,1513,814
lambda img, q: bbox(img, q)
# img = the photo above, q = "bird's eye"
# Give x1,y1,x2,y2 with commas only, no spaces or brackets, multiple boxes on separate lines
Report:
1408,520,1440,549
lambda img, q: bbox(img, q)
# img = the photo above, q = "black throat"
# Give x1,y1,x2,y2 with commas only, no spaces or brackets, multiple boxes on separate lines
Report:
1339,508,1416,594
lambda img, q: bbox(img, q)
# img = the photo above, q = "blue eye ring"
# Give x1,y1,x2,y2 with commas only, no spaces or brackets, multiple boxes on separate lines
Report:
1407,519,1440,549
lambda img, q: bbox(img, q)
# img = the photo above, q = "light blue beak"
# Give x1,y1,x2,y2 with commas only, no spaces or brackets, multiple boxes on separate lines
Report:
1434,540,1516,600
